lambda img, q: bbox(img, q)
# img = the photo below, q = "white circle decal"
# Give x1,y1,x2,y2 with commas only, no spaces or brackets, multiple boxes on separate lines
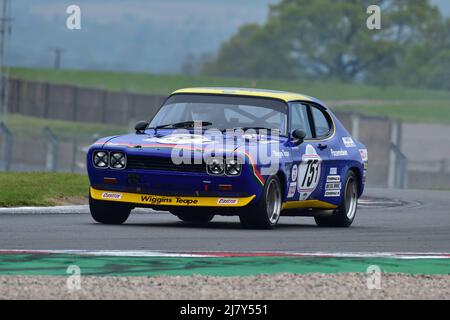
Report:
145,134,211,145
297,144,322,200
291,164,298,181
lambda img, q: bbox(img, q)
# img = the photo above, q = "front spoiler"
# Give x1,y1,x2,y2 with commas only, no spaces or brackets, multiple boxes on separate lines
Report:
90,187,256,208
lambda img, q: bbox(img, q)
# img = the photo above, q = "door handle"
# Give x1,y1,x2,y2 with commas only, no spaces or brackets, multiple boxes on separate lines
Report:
318,143,327,150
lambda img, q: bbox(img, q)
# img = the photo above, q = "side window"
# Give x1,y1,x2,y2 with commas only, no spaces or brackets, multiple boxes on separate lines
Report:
311,106,331,138
291,103,313,139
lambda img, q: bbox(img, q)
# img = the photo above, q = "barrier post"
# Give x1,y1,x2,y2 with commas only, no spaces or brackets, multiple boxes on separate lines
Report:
43,127,58,172
0,122,12,171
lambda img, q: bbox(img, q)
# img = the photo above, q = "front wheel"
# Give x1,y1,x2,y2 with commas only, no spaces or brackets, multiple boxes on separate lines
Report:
239,175,282,229
89,195,132,225
314,171,358,228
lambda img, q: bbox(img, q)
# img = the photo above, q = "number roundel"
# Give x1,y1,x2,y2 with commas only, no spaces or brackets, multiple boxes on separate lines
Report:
297,144,322,200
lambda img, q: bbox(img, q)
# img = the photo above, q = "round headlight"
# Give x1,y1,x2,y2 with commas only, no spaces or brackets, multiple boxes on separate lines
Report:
225,159,242,176
207,158,224,175
93,151,108,168
110,152,126,169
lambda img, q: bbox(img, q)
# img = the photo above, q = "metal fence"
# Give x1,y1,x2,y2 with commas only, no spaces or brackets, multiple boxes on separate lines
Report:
0,125,96,173
0,113,410,189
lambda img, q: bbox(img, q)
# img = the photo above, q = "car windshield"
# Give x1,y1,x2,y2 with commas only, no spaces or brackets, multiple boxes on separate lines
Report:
149,94,288,135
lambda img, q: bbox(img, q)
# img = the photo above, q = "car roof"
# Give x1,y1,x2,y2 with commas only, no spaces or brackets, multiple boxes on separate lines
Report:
172,87,318,103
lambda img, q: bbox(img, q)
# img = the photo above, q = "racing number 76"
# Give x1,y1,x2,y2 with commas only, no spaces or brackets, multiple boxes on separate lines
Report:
301,159,320,188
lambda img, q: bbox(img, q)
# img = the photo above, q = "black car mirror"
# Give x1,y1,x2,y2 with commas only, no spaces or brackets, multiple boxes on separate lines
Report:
292,129,307,145
135,121,149,134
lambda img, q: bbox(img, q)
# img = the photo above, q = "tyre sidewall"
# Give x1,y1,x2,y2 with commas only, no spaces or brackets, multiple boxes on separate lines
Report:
240,175,282,229
337,170,357,225
314,170,358,227
89,194,131,224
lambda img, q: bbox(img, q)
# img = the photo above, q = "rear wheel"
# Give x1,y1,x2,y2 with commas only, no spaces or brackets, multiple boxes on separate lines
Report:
239,175,282,229
314,171,358,228
89,195,132,225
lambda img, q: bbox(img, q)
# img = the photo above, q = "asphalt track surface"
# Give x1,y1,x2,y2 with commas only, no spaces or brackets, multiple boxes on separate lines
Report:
0,188,449,253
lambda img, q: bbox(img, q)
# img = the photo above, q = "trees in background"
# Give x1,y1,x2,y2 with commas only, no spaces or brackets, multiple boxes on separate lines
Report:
203,0,450,90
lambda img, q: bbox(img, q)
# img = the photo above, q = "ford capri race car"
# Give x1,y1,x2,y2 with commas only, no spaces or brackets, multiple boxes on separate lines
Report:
87,87,368,229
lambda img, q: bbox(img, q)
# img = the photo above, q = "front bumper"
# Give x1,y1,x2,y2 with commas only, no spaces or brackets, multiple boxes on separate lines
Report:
90,187,256,208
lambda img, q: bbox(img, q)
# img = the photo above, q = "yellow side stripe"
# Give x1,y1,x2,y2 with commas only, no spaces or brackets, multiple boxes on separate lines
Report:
90,187,256,208
282,200,337,210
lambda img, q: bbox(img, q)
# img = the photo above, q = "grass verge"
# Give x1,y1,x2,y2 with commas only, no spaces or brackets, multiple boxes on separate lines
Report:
0,173,88,207
7,67,450,125
9,67,450,101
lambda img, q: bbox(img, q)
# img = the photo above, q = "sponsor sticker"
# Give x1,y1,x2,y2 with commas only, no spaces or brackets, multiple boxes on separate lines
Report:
330,149,348,157
102,192,122,200
342,137,356,148
329,167,338,175
291,164,298,181
217,198,238,205
327,176,341,182
325,182,341,190
287,182,297,198
272,151,282,158
271,150,289,159
141,195,173,204
359,149,369,162
140,195,200,205
176,198,198,205
325,190,341,197
299,192,310,201
326,175,341,183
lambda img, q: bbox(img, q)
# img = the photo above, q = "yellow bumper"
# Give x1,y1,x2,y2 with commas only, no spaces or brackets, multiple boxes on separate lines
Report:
90,187,256,207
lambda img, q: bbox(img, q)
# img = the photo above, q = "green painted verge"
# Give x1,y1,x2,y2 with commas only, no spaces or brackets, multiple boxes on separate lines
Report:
0,254,449,276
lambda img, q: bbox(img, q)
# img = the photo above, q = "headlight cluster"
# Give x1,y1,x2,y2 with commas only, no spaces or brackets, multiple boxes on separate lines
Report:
93,151,108,168
93,151,126,170
207,158,242,176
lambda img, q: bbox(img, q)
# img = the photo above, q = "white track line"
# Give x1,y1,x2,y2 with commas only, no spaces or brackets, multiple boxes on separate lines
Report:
0,206,156,215
0,250,448,259
0,205,89,214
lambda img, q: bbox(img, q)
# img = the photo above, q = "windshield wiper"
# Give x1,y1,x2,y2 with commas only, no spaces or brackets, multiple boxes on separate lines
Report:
221,127,284,137
239,126,280,131
223,126,281,133
148,121,213,134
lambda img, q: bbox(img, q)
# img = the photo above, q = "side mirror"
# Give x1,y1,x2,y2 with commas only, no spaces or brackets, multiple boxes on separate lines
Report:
135,121,149,134
291,129,306,145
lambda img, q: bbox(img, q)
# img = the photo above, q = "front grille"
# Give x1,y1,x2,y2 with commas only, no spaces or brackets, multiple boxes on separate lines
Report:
126,155,206,173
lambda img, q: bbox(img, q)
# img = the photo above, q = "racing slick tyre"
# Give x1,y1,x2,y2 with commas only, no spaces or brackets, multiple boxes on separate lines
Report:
89,194,132,225
171,209,214,223
314,171,358,228
239,175,282,229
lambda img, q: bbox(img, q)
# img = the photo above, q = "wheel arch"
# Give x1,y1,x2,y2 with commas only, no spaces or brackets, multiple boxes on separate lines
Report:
276,170,288,201
348,166,363,197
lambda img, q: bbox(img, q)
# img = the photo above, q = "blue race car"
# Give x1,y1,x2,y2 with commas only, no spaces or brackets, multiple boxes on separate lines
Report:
87,87,368,229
